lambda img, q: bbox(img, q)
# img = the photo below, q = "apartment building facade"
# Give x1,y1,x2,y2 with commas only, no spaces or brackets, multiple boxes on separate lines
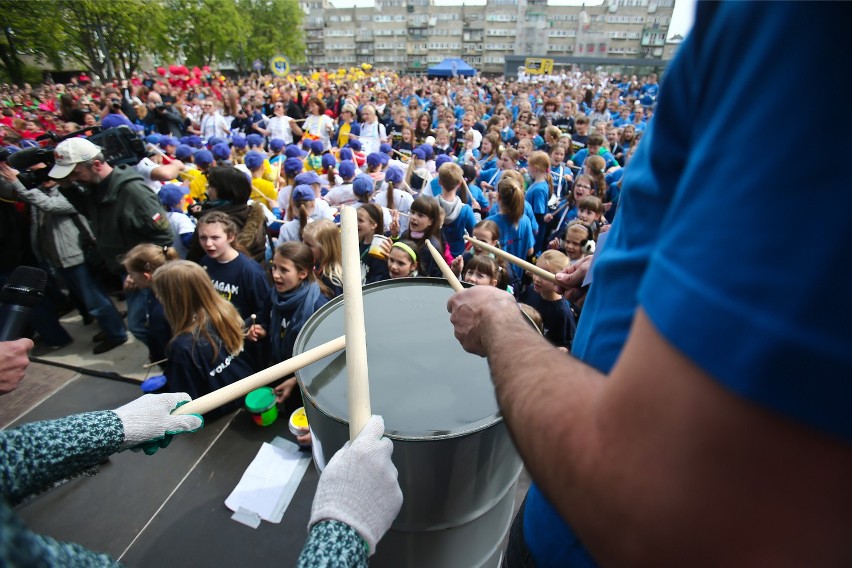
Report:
300,0,676,75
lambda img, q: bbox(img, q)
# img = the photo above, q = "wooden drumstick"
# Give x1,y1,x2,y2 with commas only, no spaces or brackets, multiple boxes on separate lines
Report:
463,235,558,284
173,335,346,416
426,240,464,293
340,206,372,440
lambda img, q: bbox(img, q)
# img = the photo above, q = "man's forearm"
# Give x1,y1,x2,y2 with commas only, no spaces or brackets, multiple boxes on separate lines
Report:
481,308,603,504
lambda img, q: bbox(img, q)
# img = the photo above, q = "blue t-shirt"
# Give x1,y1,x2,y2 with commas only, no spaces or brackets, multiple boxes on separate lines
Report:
525,180,549,216
199,252,270,321
523,4,852,567
485,212,534,282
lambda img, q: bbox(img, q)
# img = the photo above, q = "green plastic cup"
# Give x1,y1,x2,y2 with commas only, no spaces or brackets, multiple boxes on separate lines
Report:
245,387,278,426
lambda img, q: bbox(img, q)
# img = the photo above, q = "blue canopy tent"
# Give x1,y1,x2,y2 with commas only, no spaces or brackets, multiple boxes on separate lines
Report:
427,58,477,77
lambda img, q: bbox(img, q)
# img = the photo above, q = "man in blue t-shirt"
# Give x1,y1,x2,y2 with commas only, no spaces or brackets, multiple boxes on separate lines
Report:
448,4,852,567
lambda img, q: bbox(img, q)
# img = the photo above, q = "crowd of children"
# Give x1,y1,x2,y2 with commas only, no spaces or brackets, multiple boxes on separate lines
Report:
2,66,652,430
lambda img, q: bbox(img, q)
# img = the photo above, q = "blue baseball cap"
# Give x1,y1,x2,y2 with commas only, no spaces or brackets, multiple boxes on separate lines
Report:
292,184,315,202
347,139,362,151
419,144,434,160
187,135,203,148
379,143,393,155
212,142,231,161
339,147,354,161
285,144,307,158
384,166,404,184
310,140,324,154
145,133,162,145
338,160,356,179
207,136,225,148
412,147,426,161
269,138,286,152
366,152,383,168
435,154,453,170
158,183,188,210
321,153,336,170
160,136,178,148
244,150,266,170
175,144,195,161
295,171,321,186
284,157,304,175
246,133,264,148
101,114,132,129
195,149,214,167
231,134,247,149
352,175,374,197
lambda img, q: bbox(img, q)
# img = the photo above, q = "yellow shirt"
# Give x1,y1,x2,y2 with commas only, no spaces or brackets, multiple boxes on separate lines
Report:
337,121,351,147
251,177,277,206
188,170,208,202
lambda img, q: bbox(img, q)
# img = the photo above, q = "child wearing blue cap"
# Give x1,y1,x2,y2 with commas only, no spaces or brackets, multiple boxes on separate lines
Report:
305,140,325,173
323,159,358,207
285,171,334,222
231,134,248,164
277,184,319,243
320,153,340,193
158,184,196,258
244,150,277,209
373,165,412,235
189,149,215,202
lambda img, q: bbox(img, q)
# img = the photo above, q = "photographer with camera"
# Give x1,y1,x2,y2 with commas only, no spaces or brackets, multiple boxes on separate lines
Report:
0,161,128,354
47,137,172,347
142,92,184,138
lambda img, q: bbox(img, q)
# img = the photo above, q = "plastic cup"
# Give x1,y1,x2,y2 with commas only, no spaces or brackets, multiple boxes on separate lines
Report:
245,387,278,426
368,234,390,259
289,407,310,438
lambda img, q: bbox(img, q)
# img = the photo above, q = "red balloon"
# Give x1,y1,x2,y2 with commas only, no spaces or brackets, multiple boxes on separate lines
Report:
156,67,166,76
192,66,202,77
169,64,181,75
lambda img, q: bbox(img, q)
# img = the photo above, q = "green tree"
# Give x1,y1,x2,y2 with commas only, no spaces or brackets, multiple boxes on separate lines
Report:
235,0,305,74
165,0,248,67
59,0,171,80
0,0,65,84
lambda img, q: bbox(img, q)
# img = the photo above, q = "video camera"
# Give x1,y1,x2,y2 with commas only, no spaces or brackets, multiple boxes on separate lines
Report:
5,125,148,188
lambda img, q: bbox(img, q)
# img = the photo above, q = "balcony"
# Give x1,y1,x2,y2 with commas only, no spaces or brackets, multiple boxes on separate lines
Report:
408,18,428,28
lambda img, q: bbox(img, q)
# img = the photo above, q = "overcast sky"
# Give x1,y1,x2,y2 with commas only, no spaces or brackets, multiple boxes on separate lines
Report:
328,0,696,38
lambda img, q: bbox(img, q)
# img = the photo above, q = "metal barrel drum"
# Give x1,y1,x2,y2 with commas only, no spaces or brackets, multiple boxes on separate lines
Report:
295,278,523,567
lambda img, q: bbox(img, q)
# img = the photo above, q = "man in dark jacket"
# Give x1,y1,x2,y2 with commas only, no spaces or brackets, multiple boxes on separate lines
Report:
49,137,172,348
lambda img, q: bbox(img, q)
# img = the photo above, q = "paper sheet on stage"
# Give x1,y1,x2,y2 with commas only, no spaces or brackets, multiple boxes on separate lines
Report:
225,438,311,524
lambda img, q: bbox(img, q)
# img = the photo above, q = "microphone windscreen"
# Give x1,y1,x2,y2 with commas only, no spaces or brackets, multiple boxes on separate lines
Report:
1,266,48,307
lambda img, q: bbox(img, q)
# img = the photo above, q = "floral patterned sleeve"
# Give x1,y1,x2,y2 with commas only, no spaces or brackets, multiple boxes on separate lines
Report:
296,520,369,568
0,411,125,566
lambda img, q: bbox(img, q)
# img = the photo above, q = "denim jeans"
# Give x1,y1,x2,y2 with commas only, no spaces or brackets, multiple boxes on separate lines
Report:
125,286,152,345
60,263,127,342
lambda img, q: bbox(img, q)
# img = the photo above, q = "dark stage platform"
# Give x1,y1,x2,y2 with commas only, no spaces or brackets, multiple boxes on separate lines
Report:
12,374,318,566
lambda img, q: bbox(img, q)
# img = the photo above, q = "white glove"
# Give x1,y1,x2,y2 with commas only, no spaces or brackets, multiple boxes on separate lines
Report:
113,393,203,454
309,415,403,555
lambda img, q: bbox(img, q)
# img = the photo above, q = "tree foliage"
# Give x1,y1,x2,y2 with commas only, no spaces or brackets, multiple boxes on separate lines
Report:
0,0,66,83
0,0,306,82
236,0,306,73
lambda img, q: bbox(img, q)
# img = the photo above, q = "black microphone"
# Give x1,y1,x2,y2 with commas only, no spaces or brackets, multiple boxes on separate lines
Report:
0,266,48,341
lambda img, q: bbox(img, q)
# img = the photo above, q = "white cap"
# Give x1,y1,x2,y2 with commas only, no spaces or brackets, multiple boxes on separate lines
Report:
49,138,103,179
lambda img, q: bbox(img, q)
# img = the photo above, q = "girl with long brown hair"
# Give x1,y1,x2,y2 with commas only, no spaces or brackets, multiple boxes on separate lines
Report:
152,260,254,418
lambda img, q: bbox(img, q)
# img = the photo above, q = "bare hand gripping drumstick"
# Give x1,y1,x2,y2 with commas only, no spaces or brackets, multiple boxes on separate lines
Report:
425,240,464,293
173,336,346,416
340,206,372,440
463,235,558,285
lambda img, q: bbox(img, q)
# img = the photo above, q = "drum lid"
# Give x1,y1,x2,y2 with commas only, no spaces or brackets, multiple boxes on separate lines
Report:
295,278,502,440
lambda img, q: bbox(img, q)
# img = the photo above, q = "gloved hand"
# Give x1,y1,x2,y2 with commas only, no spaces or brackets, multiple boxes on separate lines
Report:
113,393,204,455
309,415,402,555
